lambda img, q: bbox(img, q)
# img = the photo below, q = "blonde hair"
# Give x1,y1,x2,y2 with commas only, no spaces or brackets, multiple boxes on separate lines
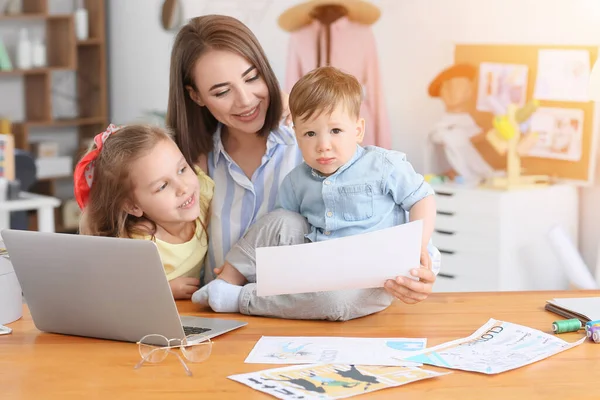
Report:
166,15,283,166
289,66,363,123
78,125,206,239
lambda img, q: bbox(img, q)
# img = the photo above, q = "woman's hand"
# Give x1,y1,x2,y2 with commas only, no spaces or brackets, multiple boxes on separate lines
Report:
280,91,293,127
384,250,435,304
169,277,200,300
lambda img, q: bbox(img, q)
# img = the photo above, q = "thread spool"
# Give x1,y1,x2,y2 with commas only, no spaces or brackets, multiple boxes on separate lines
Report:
585,321,600,337
552,318,582,334
589,325,600,342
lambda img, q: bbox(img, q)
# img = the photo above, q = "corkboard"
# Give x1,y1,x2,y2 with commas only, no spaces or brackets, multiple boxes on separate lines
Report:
455,44,599,185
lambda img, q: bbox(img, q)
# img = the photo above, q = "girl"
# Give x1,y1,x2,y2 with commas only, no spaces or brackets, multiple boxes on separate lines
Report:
74,124,214,300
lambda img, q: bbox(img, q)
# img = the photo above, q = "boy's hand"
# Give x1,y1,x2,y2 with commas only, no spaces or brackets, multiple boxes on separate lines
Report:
169,277,200,300
384,250,436,304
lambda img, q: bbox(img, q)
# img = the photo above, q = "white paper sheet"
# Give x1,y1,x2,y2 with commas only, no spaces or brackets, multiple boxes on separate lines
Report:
256,220,422,297
526,107,584,161
401,318,585,374
534,49,591,102
245,336,427,367
229,364,449,399
476,62,528,113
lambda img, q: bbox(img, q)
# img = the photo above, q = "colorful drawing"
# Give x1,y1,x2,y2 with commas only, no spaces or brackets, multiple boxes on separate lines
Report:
476,62,529,113
266,342,314,360
401,318,585,375
245,336,427,366
534,49,591,102
527,107,584,161
229,364,449,399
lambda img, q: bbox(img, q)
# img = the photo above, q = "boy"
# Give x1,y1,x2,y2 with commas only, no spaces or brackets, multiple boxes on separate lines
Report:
193,66,440,320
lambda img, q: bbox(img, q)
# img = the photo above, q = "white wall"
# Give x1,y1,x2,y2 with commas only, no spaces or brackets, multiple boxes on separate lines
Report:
107,0,600,272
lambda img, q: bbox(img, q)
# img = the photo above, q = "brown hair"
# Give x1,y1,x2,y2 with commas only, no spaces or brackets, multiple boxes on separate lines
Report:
289,66,362,123
78,125,207,240
166,15,282,166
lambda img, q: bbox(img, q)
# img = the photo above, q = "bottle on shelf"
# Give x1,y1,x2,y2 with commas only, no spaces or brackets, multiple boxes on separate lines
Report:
31,36,47,68
74,0,89,41
16,28,32,70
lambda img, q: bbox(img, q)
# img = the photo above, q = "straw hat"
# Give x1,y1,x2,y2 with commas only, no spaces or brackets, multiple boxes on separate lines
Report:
278,0,381,32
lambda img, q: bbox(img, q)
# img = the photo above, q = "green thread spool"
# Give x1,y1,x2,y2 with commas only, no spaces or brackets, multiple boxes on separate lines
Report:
552,319,582,334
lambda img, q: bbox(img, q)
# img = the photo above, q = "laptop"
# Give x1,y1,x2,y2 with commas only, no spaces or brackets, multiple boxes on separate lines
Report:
2,229,247,344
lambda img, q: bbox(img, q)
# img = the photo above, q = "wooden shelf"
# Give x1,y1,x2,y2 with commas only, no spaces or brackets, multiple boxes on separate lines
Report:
77,38,102,46
0,67,75,76
0,13,47,20
0,13,72,20
4,0,107,233
25,117,107,128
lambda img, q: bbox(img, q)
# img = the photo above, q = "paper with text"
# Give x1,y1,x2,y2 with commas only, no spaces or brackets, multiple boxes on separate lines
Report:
256,220,422,296
401,318,585,374
229,363,449,399
245,336,426,367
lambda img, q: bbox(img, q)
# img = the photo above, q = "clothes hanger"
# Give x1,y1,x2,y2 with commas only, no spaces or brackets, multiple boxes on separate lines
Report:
309,4,349,67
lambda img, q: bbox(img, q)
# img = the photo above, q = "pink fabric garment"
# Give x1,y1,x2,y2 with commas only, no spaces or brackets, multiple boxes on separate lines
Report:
285,16,391,149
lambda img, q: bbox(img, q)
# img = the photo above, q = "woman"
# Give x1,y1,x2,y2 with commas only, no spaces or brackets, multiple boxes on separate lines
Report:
166,15,432,320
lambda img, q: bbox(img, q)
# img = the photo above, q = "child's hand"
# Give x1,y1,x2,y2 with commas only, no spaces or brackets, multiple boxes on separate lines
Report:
169,277,200,300
384,250,436,304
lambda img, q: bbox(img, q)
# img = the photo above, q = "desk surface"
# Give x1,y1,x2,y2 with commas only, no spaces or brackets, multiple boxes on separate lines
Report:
2,291,599,399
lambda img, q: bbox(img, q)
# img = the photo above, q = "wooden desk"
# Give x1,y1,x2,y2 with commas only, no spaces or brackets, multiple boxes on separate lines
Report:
2,291,599,399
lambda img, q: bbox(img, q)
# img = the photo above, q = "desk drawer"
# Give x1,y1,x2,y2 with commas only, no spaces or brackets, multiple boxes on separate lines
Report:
438,251,498,278
435,213,499,235
433,230,499,254
434,187,500,217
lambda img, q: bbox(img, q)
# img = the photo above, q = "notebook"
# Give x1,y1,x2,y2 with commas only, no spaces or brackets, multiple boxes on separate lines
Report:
545,297,600,323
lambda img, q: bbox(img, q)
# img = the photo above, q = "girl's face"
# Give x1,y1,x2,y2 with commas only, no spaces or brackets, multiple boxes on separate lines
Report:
187,49,269,136
127,139,200,228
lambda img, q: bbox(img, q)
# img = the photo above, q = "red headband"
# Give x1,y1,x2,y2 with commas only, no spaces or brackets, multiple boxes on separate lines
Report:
73,124,121,210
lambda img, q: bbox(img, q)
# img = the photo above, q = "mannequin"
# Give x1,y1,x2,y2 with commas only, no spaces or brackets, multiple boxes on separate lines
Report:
427,64,494,182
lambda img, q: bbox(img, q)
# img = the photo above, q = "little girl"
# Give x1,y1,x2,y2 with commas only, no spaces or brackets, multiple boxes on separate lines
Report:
74,124,214,300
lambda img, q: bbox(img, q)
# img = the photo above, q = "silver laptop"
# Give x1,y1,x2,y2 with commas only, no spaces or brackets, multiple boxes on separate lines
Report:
2,229,247,343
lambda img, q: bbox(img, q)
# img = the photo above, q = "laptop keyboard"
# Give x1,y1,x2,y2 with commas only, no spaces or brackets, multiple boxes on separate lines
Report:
183,326,211,335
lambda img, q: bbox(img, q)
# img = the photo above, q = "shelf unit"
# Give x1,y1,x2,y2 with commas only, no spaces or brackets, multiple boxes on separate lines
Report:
0,0,108,233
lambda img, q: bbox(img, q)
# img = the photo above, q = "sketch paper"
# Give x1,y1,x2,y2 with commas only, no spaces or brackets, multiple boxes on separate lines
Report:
256,220,422,297
401,318,585,374
476,62,528,113
229,364,449,399
245,336,427,366
526,107,584,161
534,49,591,102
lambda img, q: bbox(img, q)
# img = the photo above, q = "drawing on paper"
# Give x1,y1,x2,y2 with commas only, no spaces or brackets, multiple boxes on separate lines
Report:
476,62,528,113
229,364,449,399
245,336,427,366
534,49,591,102
526,107,584,161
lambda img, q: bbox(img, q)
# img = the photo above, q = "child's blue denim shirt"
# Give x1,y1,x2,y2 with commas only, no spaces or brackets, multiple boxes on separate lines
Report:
276,145,434,239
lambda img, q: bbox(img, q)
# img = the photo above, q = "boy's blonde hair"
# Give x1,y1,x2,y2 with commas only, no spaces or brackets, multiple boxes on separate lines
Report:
289,66,363,124
78,125,206,239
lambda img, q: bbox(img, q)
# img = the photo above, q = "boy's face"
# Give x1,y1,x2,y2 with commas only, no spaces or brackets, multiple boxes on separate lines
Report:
294,104,365,176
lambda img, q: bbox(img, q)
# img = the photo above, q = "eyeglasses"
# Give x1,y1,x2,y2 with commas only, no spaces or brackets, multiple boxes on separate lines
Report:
134,334,212,376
